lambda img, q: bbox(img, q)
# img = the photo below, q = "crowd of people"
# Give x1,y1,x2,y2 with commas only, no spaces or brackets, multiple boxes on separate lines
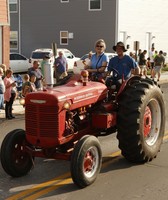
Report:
130,47,165,81
0,60,43,120
0,40,166,120
0,53,68,119
83,40,165,86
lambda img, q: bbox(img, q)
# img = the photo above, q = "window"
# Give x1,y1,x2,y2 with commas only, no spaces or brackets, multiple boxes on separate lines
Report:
60,31,68,45
61,0,69,3
10,53,26,61
89,0,102,11
10,31,18,50
64,50,74,59
31,52,52,59
9,0,18,13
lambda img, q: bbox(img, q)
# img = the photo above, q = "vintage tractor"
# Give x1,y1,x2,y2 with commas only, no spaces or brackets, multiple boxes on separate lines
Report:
0,70,165,188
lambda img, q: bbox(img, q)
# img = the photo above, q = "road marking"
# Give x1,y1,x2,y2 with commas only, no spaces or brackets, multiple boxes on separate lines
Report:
5,151,122,200
6,173,70,200
6,132,168,200
23,178,72,200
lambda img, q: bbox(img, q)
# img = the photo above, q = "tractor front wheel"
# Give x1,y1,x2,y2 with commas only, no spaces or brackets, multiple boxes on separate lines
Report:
70,135,102,188
0,129,34,177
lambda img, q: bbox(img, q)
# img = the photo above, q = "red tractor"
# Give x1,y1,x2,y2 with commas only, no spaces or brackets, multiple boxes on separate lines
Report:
0,70,165,188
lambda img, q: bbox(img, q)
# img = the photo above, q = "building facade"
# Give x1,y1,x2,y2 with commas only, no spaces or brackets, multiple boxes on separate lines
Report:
119,0,168,56
9,0,168,60
10,0,118,58
0,0,10,66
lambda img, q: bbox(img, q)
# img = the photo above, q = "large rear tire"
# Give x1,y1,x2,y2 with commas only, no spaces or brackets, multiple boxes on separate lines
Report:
70,135,102,188
117,78,165,163
0,129,34,177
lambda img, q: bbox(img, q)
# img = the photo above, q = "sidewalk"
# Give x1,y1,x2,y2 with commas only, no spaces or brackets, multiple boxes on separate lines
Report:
0,72,168,122
0,99,25,123
156,71,168,83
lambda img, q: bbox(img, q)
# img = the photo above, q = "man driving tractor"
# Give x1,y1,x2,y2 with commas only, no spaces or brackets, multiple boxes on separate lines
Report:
108,42,140,77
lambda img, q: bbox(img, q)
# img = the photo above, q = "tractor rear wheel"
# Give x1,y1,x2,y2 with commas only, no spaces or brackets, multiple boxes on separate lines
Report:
70,135,102,188
117,79,165,163
0,129,34,177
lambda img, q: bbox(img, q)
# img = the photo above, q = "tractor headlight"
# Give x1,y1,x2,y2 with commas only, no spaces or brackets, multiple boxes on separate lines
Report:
63,102,71,110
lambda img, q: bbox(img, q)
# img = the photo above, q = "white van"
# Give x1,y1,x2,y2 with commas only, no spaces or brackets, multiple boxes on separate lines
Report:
29,48,80,72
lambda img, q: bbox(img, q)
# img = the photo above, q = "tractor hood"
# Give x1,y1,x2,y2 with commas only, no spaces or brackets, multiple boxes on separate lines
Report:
25,79,107,110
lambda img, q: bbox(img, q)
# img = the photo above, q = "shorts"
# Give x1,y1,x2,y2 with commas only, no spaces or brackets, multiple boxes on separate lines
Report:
139,65,147,73
154,65,161,73
150,62,154,69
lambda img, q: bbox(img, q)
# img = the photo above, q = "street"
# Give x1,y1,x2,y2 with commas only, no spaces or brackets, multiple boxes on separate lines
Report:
0,82,168,200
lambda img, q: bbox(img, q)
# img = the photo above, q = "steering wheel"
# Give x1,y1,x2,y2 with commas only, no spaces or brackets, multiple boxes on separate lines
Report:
109,67,120,79
105,67,122,89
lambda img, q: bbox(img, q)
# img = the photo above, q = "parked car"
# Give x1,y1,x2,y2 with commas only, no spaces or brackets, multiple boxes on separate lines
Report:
29,48,54,68
29,48,80,72
73,52,117,74
10,53,31,73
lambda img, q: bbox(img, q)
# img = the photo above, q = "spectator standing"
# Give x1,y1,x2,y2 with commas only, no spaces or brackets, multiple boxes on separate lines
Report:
149,47,155,77
154,50,158,58
129,52,136,60
54,51,68,82
129,52,138,74
82,51,93,66
137,49,142,63
30,75,37,92
0,64,6,79
139,50,147,76
0,68,5,110
41,54,50,76
146,57,151,71
107,41,139,88
22,74,32,97
28,60,43,90
4,69,17,120
152,50,165,81
85,39,108,82
14,74,23,98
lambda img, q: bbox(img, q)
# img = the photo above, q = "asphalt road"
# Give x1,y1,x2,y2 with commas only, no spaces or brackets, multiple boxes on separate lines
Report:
0,82,168,200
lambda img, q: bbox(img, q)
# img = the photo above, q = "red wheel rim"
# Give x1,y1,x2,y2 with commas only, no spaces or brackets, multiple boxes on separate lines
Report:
83,147,99,178
144,106,152,137
84,151,94,172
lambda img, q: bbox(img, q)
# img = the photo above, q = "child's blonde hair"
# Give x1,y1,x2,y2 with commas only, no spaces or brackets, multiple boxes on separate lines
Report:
23,74,30,81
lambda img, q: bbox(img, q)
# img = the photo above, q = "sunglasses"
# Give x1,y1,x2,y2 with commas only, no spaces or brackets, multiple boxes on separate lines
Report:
96,45,104,48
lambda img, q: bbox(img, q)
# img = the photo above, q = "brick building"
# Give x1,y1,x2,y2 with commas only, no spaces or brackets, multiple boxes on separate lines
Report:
0,0,10,67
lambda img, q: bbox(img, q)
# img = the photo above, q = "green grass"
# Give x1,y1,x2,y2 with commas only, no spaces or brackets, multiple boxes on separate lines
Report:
162,64,168,72
147,64,168,75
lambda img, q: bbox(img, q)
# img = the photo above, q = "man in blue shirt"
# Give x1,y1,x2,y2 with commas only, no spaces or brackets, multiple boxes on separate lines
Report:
54,51,68,82
107,42,140,84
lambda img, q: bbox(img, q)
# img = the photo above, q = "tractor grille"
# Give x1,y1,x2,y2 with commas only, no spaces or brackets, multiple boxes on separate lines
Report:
26,104,59,137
